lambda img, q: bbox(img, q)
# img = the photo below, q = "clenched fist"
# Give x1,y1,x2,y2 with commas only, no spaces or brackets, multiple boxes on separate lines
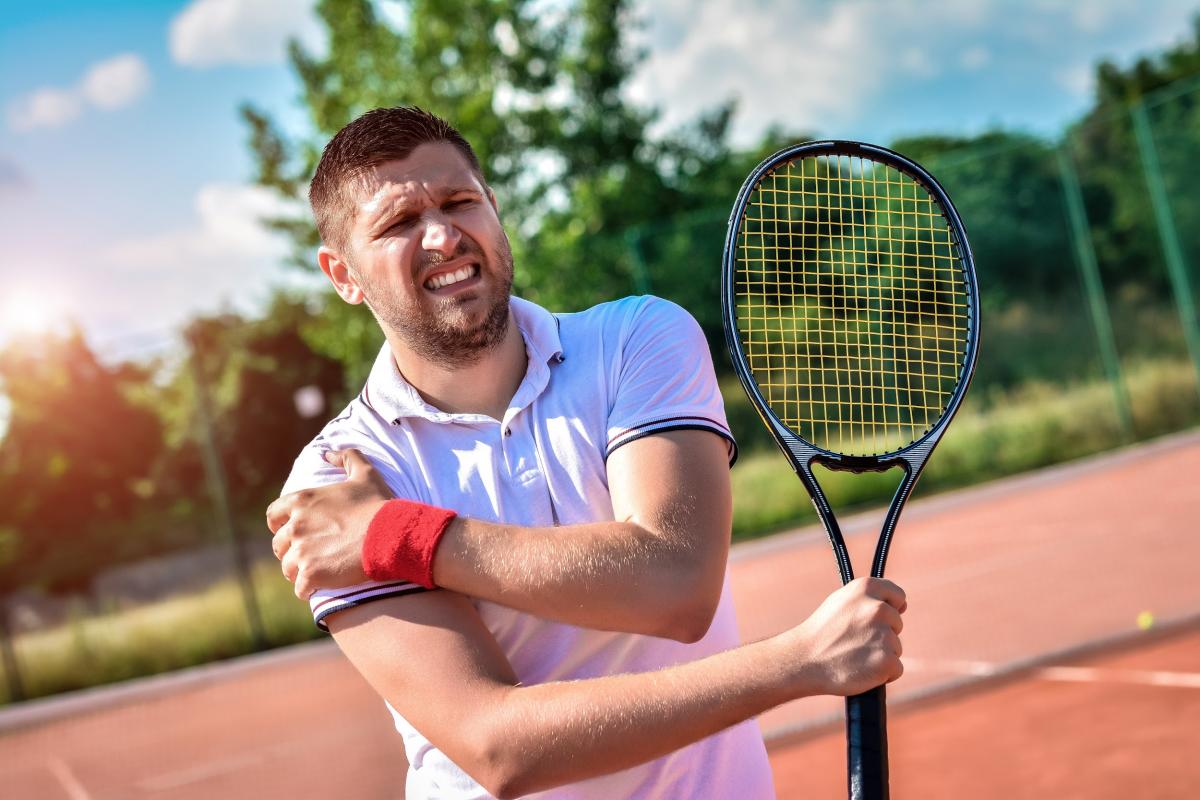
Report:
782,577,907,697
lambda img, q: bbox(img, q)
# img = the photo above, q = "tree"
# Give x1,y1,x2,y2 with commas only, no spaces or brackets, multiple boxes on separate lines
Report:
888,132,1076,302
0,331,166,594
1067,15,1200,296
180,294,346,516
242,0,745,383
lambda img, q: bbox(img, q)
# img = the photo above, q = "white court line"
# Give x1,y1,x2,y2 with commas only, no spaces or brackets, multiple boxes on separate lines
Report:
1036,666,1200,689
46,757,92,800
905,658,1200,689
136,754,264,793
134,735,346,793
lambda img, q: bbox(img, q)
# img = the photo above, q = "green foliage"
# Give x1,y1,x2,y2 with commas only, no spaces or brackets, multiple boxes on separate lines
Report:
242,0,787,381
182,294,347,514
893,132,1076,302
0,332,167,594
1066,17,1200,297
729,357,1200,539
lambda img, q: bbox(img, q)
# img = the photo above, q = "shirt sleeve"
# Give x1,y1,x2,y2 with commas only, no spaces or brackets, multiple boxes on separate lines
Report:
605,296,738,466
281,422,430,632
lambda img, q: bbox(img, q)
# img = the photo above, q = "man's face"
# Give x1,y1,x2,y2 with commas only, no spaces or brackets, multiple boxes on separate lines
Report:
337,142,514,367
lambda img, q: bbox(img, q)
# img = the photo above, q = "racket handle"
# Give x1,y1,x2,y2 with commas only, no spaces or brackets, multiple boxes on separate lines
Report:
846,685,890,800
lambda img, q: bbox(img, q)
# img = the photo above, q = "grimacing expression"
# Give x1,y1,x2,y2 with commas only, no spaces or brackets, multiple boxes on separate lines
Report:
343,143,515,367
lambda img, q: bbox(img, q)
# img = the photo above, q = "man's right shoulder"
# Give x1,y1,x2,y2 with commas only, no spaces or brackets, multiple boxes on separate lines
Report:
281,395,403,496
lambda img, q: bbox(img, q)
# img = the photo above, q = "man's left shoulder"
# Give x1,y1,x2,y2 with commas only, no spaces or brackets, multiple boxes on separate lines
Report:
556,295,698,343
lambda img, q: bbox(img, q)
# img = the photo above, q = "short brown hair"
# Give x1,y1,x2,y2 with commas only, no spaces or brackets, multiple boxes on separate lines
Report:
309,106,484,251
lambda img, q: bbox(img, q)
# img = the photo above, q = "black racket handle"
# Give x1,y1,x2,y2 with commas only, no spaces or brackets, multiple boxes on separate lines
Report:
846,685,889,800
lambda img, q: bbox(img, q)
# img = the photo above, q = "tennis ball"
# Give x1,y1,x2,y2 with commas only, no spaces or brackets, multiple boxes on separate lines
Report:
1136,611,1155,631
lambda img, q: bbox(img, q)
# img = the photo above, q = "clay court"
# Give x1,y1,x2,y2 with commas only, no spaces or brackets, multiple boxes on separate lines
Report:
2,432,1198,798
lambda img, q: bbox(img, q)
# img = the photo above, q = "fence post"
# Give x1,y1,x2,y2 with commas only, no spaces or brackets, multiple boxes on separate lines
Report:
1055,144,1133,439
0,602,24,702
1131,102,1200,398
188,344,267,650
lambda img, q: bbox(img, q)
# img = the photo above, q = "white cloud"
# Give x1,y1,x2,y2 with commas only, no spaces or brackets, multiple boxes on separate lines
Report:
170,0,323,67
1057,64,1095,99
109,183,301,267
7,88,83,132
80,54,152,110
900,47,939,79
7,53,150,132
90,183,319,337
629,0,885,143
628,0,1200,145
960,45,991,70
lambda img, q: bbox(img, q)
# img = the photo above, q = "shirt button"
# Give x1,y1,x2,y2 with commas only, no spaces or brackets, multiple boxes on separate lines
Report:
504,428,512,437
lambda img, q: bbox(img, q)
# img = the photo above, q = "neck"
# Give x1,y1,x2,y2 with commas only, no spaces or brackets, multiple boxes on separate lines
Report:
385,314,527,420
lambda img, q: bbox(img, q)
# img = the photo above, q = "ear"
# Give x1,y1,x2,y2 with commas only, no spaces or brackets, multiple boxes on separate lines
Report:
318,246,365,305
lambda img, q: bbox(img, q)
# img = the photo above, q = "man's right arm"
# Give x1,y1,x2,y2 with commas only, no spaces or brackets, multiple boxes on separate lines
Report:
328,577,905,799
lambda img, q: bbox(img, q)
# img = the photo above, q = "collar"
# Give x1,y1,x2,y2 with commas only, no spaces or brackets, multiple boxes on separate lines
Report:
361,296,565,424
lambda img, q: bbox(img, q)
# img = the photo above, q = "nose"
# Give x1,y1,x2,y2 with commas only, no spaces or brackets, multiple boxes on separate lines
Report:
420,213,461,256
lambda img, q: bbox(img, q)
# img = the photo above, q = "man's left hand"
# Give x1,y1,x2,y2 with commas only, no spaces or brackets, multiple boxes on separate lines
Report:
266,449,394,598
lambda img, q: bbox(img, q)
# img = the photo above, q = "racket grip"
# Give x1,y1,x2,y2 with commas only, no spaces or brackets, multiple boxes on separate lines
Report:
846,685,890,800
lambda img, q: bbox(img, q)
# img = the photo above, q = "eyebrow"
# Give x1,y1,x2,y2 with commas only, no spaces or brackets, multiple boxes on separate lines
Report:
364,185,483,230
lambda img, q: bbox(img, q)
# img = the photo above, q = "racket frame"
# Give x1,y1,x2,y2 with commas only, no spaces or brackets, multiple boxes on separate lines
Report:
720,140,980,800
721,139,980,580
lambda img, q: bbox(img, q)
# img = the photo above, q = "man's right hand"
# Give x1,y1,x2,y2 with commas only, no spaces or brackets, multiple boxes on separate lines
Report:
266,449,394,598
782,577,907,697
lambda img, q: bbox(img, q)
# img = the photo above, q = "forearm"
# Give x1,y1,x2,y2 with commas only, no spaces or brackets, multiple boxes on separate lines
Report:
433,515,725,640
469,634,802,798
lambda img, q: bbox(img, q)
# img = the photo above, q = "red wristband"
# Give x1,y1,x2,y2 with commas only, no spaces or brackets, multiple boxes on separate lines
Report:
363,498,458,588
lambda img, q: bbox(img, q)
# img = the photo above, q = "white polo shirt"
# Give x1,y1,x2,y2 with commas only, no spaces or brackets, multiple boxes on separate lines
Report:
283,295,774,800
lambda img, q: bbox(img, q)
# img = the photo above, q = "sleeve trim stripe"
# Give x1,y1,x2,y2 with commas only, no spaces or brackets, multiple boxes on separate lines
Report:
312,584,429,632
605,422,739,467
312,579,424,608
311,580,425,617
606,414,732,448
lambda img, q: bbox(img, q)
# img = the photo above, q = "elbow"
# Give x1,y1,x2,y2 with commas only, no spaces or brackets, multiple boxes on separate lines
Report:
464,721,541,800
663,600,717,643
475,754,540,800
648,561,723,643
653,575,721,643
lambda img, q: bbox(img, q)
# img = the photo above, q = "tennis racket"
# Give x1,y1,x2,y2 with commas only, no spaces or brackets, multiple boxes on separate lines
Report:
721,141,979,800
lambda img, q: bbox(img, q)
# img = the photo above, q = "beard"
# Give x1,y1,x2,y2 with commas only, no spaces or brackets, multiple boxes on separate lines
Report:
359,230,514,369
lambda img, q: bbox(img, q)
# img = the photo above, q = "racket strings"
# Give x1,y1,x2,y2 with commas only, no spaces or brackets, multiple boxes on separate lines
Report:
734,154,970,457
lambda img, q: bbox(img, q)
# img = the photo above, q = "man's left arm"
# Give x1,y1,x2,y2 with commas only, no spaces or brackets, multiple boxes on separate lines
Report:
435,426,731,641
269,427,731,642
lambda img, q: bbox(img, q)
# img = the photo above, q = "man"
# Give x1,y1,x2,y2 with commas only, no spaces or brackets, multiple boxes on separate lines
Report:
267,106,905,799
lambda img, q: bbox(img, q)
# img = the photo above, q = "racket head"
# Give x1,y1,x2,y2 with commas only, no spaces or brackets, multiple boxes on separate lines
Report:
722,140,980,471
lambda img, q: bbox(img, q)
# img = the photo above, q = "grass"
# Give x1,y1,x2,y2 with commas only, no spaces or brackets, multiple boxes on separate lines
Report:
0,562,319,705
729,357,1199,538
1,357,1197,706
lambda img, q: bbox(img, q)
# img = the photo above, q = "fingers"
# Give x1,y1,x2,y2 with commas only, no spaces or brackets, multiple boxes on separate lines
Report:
326,448,371,479
265,493,296,534
861,577,907,614
275,527,317,599
281,545,299,586
878,603,903,635
294,569,314,601
271,525,292,561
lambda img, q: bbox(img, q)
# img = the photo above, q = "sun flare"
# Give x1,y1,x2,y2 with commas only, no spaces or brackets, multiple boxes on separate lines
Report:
0,289,67,338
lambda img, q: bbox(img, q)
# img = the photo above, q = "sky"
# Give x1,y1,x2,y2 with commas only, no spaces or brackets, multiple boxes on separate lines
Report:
2,0,1199,359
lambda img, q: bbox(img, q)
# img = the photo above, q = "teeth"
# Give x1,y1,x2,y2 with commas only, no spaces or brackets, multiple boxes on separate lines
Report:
425,265,476,290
